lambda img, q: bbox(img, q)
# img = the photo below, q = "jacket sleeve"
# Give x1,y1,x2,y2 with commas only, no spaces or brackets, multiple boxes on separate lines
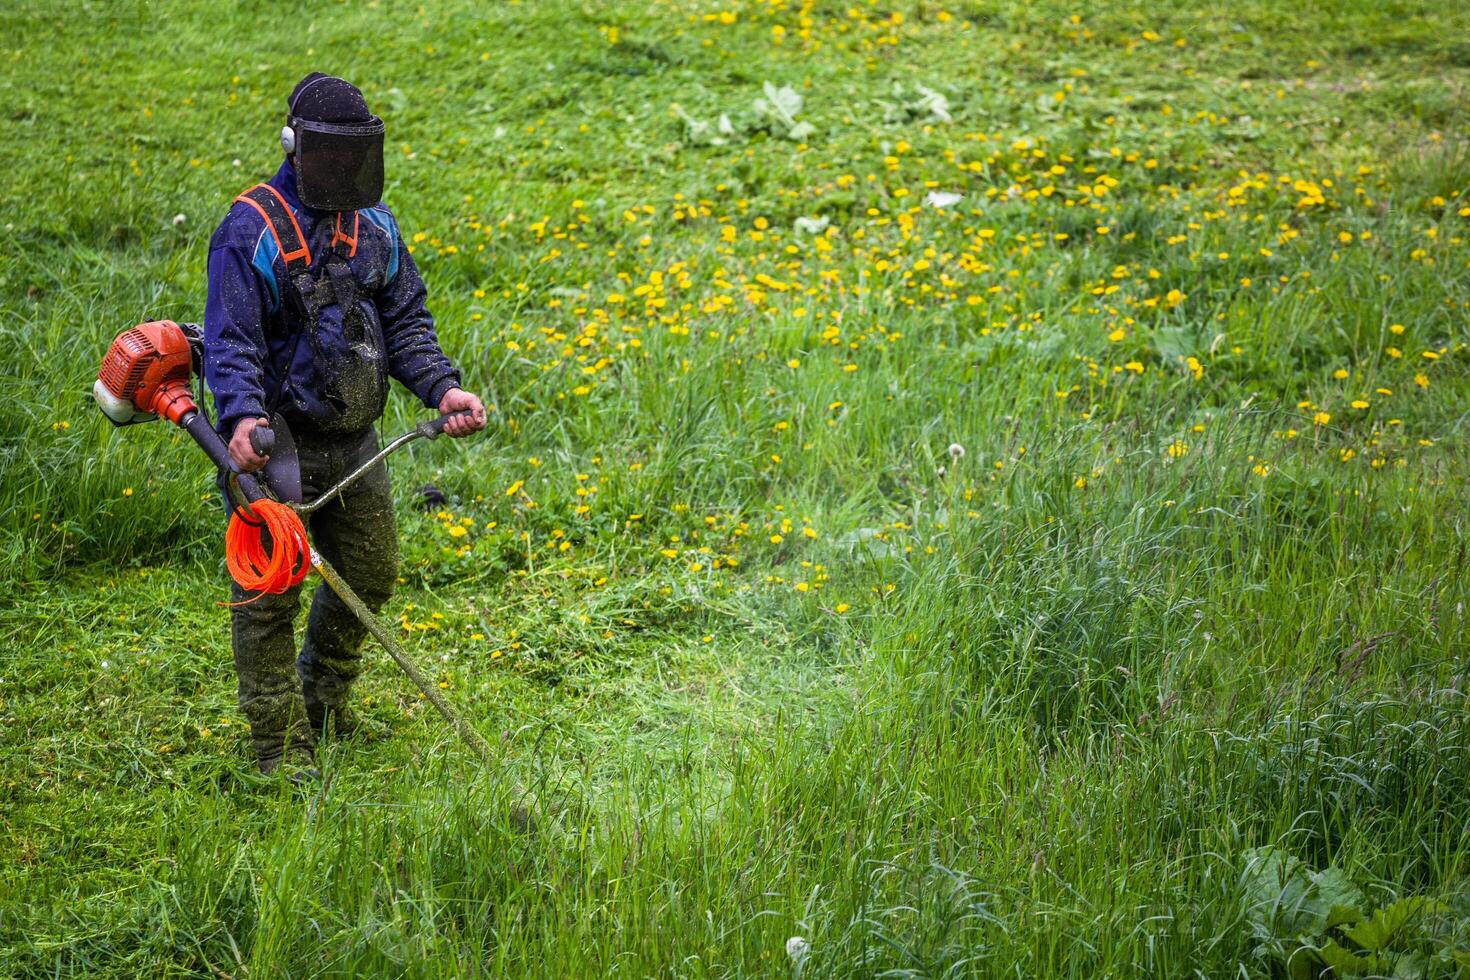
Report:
376,231,461,409
203,242,271,434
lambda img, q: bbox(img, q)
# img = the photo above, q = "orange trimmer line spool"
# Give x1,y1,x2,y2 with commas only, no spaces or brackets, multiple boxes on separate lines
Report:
223,499,312,604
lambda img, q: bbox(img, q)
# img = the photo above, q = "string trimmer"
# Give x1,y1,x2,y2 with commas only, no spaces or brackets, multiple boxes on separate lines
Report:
93,319,492,763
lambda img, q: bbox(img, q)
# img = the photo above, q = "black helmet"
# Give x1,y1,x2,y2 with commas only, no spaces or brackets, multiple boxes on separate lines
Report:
280,73,384,211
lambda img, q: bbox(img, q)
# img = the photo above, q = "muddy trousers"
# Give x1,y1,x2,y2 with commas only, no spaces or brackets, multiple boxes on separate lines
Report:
229,426,399,771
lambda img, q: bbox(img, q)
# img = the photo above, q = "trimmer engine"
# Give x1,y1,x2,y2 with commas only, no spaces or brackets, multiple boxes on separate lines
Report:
93,320,201,426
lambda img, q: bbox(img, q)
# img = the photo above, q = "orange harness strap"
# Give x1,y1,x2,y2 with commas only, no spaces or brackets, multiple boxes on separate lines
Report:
331,211,359,257
233,184,312,270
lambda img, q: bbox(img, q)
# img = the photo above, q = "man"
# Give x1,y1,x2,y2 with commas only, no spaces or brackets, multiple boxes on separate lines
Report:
203,72,486,776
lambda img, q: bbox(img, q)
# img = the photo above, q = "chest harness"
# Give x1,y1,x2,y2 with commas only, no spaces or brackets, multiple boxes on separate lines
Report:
234,183,387,432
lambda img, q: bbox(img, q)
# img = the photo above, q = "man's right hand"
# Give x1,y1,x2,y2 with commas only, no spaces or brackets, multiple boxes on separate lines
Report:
229,417,271,473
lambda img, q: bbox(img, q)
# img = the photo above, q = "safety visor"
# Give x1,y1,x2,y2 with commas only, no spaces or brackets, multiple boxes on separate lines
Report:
291,116,385,211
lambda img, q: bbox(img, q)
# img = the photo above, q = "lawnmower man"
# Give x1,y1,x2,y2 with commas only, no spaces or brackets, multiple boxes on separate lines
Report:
204,72,486,776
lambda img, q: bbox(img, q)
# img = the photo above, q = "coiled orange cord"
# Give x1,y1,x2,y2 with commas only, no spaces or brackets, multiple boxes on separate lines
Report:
224,499,312,602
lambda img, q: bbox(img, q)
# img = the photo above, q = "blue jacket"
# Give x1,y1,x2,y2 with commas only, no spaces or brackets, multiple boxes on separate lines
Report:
203,159,460,435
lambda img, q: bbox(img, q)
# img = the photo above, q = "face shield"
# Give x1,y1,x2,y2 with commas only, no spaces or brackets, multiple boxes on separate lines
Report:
290,116,385,211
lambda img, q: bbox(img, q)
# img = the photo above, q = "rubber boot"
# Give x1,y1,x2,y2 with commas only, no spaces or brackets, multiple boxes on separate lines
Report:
301,670,366,741
249,707,319,781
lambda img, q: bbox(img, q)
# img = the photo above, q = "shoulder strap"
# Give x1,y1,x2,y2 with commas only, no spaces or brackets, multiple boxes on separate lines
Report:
233,184,311,271
331,211,359,258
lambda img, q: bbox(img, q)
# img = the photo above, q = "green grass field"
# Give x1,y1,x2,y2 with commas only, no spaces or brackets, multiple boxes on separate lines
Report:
3,0,1470,975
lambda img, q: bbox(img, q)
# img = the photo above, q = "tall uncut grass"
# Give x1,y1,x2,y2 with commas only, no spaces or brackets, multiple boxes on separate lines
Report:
2,0,1469,975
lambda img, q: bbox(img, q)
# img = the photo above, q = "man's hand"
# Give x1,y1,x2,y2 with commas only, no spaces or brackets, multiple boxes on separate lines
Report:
229,417,271,473
437,387,488,438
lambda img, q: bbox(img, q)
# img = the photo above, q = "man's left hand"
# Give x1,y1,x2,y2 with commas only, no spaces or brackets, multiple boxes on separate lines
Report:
437,387,488,437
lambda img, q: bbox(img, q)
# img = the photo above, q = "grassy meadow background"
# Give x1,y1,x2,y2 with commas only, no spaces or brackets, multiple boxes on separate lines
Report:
3,0,1470,974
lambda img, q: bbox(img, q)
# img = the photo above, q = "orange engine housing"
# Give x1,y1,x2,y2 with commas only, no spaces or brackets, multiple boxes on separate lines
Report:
96,320,199,425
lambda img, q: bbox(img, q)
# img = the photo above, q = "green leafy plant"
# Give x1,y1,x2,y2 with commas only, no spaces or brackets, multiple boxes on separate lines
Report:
673,105,736,146
675,81,814,146
752,81,815,141
877,81,954,125
1242,847,1465,978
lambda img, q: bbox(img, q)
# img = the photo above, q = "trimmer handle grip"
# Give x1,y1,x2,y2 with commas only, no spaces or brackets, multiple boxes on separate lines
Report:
249,423,275,457
420,410,477,440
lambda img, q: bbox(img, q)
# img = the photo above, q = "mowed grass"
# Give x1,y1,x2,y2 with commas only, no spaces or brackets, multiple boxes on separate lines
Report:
3,0,1470,975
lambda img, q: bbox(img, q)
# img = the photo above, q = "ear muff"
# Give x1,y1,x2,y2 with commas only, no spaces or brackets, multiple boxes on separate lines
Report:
280,125,296,155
